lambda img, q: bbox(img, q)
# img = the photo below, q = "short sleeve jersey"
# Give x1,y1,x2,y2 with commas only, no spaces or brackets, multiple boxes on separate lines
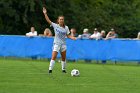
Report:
51,22,70,45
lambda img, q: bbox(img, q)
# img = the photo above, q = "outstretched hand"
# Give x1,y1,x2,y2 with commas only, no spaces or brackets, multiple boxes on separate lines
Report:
70,36,77,40
43,7,47,14
67,35,77,40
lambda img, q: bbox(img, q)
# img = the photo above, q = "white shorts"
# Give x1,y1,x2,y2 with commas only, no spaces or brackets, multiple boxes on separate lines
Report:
53,44,66,52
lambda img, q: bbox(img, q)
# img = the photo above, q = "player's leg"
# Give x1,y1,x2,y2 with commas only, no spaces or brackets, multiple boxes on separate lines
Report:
49,51,58,73
60,45,67,73
49,44,59,73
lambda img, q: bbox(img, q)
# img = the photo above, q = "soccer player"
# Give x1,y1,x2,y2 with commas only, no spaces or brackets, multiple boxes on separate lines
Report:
43,7,76,73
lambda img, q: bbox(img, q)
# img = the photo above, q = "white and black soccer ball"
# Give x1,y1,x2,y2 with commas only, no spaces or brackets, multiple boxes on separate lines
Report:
71,69,80,76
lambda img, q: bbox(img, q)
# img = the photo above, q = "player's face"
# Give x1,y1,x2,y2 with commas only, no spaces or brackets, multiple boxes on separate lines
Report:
58,16,64,26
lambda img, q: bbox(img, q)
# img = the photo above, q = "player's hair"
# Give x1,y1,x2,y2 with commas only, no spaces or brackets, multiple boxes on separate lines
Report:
57,15,65,27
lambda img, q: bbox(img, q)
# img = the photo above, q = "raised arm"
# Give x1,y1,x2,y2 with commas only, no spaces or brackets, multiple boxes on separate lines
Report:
43,7,52,25
106,31,112,38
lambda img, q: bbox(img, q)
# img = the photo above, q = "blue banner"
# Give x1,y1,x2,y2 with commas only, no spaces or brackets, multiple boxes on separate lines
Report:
0,35,140,61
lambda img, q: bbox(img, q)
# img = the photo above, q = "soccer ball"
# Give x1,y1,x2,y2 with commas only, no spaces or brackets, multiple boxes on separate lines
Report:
71,69,80,76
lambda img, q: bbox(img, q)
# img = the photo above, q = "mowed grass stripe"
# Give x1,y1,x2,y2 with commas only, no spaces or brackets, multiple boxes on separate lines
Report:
0,58,140,93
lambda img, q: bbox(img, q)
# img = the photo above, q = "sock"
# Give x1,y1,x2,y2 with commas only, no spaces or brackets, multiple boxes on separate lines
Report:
61,61,66,70
49,60,55,70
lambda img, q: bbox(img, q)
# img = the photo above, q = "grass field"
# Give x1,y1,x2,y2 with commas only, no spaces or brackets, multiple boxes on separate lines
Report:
0,58,140,93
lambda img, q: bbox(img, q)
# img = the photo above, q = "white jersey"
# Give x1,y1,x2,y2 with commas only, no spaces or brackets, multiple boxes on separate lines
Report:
90,32,101,39
26,31,37,36
51,22,70,45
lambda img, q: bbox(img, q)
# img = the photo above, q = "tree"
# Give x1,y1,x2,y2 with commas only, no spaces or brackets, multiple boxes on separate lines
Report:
0,0,140,38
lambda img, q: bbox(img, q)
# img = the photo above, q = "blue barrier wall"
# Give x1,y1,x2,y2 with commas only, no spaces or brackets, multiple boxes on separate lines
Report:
0,35,140,61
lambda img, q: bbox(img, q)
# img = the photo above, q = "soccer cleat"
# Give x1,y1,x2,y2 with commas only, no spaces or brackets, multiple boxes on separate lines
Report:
48,70,52,73
62,70,67,73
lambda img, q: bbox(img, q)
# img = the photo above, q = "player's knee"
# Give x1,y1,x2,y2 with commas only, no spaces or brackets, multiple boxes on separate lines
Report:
61,57,66,61
51,57,56,60
52,55,57,60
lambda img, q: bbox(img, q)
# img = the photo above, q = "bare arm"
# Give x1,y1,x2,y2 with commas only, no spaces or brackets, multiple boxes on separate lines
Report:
106,32,112,38
67,35,77,40
43,7,52,25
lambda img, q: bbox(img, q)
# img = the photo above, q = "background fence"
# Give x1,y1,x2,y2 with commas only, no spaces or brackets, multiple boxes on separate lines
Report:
0,35,140,61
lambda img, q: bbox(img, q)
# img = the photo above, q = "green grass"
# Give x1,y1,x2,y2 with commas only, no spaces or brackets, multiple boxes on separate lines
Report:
0,58,140,93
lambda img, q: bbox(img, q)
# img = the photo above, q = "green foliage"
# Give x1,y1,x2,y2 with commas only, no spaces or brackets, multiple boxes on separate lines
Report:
0,0,140,37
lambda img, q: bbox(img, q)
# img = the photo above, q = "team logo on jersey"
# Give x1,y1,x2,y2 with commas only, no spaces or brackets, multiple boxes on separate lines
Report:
56,29,66,35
